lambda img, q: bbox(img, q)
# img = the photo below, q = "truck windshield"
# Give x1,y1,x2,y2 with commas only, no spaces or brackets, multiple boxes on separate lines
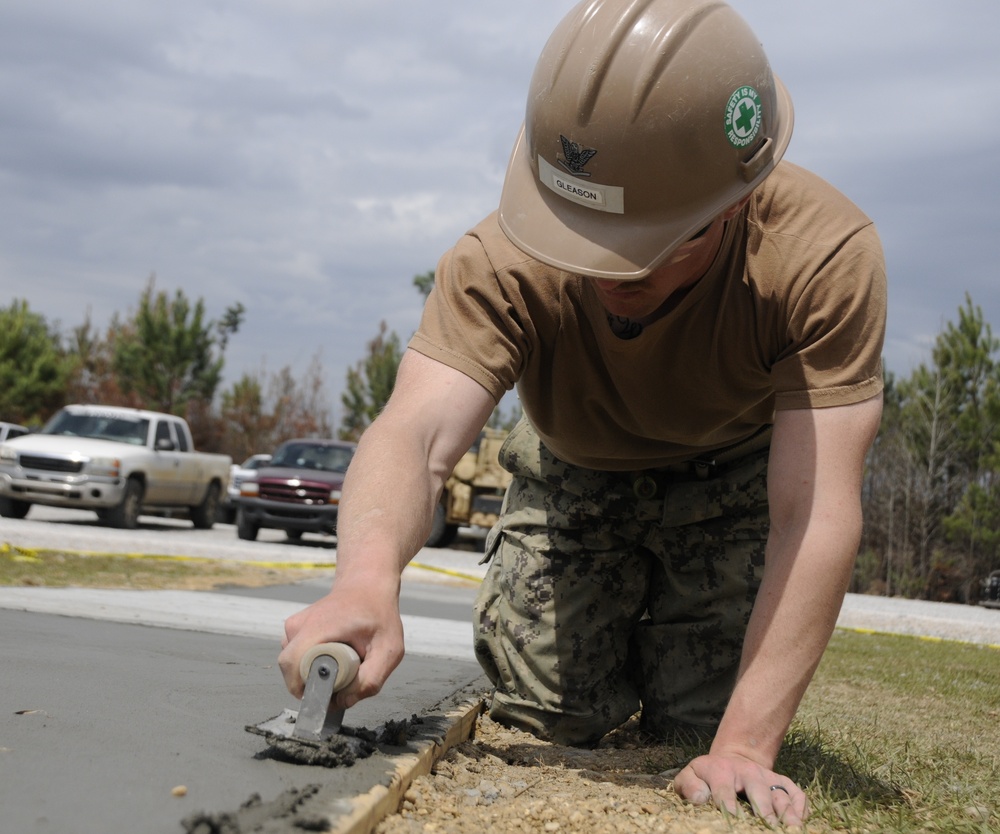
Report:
43,411,150,446
270,443,354,473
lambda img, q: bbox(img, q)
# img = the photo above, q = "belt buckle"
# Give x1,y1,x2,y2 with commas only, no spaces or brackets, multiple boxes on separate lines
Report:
633,474,658,500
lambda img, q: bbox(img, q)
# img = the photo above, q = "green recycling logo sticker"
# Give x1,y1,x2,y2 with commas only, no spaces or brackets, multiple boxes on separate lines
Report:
724,86,762,148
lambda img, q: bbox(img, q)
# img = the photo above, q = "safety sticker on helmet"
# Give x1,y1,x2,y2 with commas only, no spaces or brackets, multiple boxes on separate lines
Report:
724,86,763,149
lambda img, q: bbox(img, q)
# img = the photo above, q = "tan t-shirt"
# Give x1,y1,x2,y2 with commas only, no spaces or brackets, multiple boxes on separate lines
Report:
410,162,886,470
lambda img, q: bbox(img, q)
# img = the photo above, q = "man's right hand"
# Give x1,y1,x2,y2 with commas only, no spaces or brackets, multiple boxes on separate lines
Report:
278,572,405,709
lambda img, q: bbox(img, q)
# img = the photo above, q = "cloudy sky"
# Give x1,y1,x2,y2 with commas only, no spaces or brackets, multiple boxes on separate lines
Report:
2,0,997,421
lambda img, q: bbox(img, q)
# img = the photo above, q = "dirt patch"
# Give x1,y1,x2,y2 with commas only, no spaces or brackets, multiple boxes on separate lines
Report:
376,713,775,834
0,545,333,590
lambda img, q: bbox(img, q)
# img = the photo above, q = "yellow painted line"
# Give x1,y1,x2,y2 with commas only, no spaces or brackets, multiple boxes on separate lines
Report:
1,541,336,571
408,560,483,584
836,624,1000,652
2,542,484,582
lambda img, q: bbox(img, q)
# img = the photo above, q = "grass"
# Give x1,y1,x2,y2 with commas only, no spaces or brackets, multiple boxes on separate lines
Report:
782,630,1000,833
0,542,333,591
652,630,1000,832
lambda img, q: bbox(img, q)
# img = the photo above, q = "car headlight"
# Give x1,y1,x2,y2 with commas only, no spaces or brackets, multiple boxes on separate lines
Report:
88,457,120,477
241,482,259,497
328,489,342,504
0,445,17,463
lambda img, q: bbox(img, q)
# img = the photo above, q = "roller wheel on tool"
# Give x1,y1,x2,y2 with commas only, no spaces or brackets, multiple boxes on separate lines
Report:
0,496,31,519
190,482,220,530
300,643,361,690
236,507,259,541
106,477,143,529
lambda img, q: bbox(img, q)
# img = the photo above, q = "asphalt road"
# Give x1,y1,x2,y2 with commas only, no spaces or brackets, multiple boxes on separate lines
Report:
2,503,371,562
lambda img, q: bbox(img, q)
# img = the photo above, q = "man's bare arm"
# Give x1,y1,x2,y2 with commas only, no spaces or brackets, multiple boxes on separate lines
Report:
675,394,883,825
278,349,497,703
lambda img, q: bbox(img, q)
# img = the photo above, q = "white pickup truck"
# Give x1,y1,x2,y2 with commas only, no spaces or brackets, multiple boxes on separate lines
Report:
0,404,231,529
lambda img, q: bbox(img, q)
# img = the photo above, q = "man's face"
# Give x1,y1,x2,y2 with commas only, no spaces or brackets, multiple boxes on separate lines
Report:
590,220,724,320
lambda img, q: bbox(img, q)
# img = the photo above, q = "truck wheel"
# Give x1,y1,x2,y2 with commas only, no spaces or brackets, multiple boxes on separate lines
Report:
107,478,143,529
425,502,459,548
236,508,259,541
191,482,220,530
0,497,31,519
286,530,303,541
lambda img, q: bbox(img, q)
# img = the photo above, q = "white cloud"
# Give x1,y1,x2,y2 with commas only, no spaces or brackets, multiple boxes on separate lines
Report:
1,0,998,411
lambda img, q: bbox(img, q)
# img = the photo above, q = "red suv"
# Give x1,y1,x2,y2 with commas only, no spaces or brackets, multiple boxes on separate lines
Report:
235,438,356,542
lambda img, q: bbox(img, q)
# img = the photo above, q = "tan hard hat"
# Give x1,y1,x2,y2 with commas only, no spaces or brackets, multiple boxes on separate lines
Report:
498,0,794,281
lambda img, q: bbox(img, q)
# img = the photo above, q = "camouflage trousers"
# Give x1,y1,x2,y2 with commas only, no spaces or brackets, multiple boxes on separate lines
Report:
473,418,770,746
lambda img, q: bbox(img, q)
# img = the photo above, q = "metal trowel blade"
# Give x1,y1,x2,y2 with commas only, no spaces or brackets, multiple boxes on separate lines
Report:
250,708,301,740
249,704,348,743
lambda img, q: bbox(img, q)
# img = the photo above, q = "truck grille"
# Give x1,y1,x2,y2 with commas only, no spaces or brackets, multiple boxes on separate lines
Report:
19,455,83,474
259,482,330,504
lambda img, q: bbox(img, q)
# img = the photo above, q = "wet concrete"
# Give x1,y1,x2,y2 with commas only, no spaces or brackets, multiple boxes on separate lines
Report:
2,608,485,834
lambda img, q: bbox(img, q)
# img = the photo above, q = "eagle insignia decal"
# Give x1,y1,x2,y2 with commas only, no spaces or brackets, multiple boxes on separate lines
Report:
557,135,597,177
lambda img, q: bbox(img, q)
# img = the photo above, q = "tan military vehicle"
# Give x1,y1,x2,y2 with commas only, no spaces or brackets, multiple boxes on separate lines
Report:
426,428,511,548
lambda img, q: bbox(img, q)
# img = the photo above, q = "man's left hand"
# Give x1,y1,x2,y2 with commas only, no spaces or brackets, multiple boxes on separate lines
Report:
674,753,808,826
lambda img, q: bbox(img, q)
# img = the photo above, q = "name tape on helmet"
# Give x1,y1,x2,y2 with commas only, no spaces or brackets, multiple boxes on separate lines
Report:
539,156,624,214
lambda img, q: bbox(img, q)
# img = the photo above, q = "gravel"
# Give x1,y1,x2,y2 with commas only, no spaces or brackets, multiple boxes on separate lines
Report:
838,592,1000,647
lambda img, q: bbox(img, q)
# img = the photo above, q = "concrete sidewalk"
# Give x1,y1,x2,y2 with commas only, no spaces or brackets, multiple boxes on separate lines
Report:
2,594,486,834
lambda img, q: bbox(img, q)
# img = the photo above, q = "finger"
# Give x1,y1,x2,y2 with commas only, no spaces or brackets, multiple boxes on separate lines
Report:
354,638,405,701
750,781,807,827
750,784,786,825
709,783,741,817
674,764,740,815
777,784,809,826
673,766,712,805
283,607,307,641
277,642,306,697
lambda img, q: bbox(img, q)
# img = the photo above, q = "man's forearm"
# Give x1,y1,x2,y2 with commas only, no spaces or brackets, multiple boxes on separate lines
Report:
332,420,447,583
330,349,498,586
710,517,860,765
709,397,882,766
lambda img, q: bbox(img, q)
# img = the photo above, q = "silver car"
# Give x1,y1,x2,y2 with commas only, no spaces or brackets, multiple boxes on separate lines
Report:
0,422,29,444
219,453,271,523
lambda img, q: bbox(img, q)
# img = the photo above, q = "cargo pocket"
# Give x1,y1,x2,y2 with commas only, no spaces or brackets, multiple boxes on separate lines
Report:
479,515,506,566
496,416,543,479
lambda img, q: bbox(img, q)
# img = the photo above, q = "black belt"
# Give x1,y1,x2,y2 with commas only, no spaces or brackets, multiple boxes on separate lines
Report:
626,426,773,499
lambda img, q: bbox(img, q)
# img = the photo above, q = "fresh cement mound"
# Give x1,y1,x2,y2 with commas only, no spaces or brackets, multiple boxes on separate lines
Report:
244,717,424,768
184,693,484,834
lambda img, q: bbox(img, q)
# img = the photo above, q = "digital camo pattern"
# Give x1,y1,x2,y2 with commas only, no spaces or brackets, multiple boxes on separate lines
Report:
474,419,769,745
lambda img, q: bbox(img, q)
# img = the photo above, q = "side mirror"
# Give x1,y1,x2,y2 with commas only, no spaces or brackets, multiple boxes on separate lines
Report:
155,437,177,452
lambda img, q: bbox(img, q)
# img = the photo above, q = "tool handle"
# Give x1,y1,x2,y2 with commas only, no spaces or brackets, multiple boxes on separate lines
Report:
299,642,360,692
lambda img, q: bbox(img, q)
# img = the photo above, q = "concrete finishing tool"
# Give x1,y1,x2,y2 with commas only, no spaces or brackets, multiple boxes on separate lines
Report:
248,642,366,766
